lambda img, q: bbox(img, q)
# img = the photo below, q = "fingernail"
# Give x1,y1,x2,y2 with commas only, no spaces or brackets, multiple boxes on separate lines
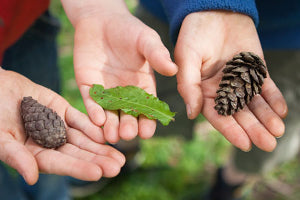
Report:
109,142,118,145
242,146,252,152
276,132,285,139
272,118,285,138
186,104,192,119
275,125,285,139
277,101,288,118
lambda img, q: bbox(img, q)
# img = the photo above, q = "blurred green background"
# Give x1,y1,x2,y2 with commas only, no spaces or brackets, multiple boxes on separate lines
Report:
50,1,300,200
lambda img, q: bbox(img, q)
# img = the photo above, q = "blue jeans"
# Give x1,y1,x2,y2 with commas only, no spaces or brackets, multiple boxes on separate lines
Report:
1,11,69,200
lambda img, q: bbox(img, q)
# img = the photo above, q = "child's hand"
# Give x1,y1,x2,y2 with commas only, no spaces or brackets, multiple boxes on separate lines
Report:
174,11,287,152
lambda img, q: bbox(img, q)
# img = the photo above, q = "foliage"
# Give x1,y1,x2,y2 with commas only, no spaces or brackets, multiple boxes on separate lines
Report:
90,85,175,126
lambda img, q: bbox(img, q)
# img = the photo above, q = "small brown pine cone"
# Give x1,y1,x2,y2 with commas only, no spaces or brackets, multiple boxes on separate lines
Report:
21,96,67,148
214,52,267,116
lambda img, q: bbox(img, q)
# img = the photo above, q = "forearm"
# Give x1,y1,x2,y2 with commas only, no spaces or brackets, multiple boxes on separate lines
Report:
60,0,130,26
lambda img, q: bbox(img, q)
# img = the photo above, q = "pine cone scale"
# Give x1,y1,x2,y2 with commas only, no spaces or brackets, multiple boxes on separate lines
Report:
232,66,248,73
214,52,267,116
241,72,251,83
250,68,259,83
21,96,67,148
230,77,244,87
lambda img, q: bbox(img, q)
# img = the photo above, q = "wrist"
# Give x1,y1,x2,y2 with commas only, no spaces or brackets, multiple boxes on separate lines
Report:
162,0,258,43
61,0,129,27
186,10,255,25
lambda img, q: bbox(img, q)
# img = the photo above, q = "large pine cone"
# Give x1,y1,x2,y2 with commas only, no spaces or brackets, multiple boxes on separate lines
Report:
214,52,267,116
21,96,67,148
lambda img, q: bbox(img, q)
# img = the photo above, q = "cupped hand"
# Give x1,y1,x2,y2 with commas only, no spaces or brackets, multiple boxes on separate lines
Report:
63,1,178,143
175,11,288,152
0,68,125,185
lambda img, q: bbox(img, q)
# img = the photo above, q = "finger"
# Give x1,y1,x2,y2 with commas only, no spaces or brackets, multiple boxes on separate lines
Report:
137,28,178,76
80,85,106,126
0,134,38,185
248,95,285,138
26,139,103,181
65,106,105,143
59,143,122,178
119,112,138,141
138,115,156,139
234,107,277,152
67,128,125,166
175,43,203,119
261,77,288,118
103,110,120,144
202,99,252,151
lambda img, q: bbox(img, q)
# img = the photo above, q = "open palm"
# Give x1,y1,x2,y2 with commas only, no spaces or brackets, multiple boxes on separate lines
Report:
0,69,125,185
175,11,287,152
73,11,177,143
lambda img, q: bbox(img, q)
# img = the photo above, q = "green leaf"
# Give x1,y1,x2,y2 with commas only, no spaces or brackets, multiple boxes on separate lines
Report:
89,84,175,126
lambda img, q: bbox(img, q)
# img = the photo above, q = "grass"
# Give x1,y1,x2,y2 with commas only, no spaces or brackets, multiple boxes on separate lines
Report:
50,1,300,200
72,127,231,200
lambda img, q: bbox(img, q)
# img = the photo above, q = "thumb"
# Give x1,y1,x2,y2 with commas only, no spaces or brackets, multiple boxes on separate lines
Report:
0,134,39,185
175,39,203,119
137,28,178,76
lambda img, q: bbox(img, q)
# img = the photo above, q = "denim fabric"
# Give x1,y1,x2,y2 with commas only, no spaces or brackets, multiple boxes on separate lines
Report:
2,10,61,93
0,11,70,200
0,163,69,200
0,164,27,200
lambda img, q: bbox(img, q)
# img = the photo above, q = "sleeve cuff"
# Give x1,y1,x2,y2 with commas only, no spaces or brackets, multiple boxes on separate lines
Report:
160,0,259,43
